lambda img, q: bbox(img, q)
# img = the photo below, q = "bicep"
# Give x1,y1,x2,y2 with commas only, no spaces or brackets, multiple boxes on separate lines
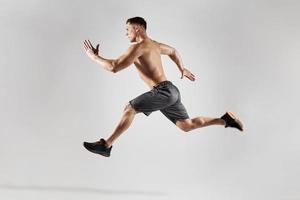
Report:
113,44,142,69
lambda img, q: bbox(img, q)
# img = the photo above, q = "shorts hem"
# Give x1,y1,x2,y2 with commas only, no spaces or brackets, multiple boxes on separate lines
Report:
129,100,151,116
173,117,190,124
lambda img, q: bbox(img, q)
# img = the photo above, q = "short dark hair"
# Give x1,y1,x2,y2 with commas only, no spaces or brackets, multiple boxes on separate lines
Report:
126,17,147,30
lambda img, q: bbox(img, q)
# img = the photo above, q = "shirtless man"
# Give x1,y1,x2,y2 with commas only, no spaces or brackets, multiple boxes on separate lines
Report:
83,17,243,157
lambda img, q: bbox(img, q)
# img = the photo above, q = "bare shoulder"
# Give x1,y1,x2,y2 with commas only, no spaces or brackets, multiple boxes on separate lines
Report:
151,39,159,44
132,40,156,53
151,40,161,47
151,40,174,55
129,42,142,50
126,43,145,55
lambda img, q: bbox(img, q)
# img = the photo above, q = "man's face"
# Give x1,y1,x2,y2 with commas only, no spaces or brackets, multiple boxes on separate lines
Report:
126,23,137,43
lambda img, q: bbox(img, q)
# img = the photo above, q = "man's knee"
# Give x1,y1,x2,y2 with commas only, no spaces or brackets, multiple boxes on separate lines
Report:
124,103,138,114
176,119,193,132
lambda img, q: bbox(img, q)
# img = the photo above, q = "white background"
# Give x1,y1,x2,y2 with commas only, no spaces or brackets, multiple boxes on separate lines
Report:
0,0,299,199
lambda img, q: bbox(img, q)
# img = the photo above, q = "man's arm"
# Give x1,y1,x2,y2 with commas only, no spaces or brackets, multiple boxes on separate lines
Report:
157,42,184,72
83,40,142,73
156,41,196,81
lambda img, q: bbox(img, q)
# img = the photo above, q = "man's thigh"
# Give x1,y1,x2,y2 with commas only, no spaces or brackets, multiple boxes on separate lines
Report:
129,88,175,116
160,100,189,124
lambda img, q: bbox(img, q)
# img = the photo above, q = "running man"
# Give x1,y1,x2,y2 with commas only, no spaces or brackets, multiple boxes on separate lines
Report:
83,17,244,157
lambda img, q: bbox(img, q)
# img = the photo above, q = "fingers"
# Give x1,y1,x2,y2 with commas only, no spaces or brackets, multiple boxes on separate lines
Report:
85,40,92,48
190,72,196,81
83,40,91,51
185,74,195,81
183,71,196,81
87,39,94,49
181,68,195,81
83,39,94,51
185,69,196,81
190,71,195,77
190,73,196,80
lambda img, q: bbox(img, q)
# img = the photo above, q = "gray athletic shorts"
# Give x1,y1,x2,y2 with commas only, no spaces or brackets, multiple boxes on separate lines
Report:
129,81,189,124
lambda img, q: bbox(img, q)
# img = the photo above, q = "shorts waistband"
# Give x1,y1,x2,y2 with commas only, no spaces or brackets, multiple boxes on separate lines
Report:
153,80,172,88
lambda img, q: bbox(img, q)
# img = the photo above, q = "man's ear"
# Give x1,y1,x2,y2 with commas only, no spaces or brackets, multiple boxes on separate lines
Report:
134,25,142,33
134,25,139,33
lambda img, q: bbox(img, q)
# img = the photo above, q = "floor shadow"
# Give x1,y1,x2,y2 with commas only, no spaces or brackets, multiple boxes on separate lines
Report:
0,184,167,197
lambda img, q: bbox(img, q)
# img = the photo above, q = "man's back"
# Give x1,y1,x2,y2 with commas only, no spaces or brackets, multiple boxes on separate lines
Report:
133,39,167,88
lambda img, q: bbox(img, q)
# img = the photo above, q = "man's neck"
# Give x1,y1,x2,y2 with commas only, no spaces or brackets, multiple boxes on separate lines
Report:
136,33,149,43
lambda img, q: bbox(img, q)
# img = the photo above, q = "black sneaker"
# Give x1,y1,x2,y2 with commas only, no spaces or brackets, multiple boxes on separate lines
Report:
83,138,112,157
221,111,244,131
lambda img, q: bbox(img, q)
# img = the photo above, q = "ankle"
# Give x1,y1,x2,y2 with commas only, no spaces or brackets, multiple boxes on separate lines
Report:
219,118,226,126
105,139,112,148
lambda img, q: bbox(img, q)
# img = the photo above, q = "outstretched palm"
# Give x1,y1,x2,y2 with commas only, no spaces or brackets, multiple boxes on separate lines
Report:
83,39,99,57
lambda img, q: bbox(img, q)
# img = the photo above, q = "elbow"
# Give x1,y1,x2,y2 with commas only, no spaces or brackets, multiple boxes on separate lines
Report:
169,48,177,57
172,48,178,57
110,61,128,74
111,68,117,73
110,59,130,73
110,61,118,73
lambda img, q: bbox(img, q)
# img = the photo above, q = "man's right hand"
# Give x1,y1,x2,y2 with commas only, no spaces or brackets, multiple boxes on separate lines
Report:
83,39,100,59
181,68,196,81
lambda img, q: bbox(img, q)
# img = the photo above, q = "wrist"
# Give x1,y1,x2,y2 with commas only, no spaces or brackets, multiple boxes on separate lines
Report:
90,54,99,61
